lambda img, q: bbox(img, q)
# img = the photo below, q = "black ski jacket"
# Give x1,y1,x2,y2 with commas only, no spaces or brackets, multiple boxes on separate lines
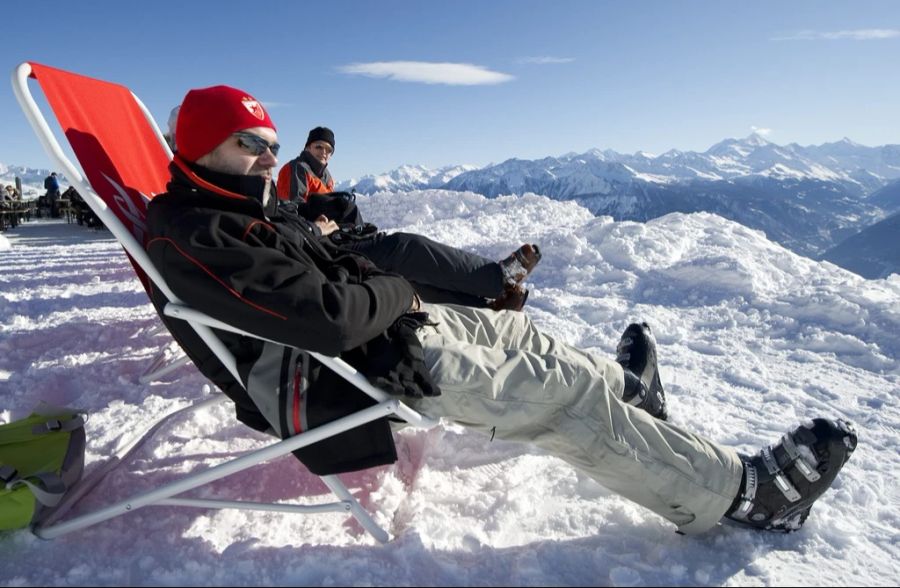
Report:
145,158,420,474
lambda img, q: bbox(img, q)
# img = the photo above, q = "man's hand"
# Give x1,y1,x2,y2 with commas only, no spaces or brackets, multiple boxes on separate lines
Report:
362,312,441,399
314,215,339,236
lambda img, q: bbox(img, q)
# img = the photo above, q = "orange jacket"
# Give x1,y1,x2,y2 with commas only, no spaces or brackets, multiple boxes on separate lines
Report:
276,152,335,202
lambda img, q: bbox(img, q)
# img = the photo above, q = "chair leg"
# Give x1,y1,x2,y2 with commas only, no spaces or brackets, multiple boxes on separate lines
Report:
144,323,168,338
138,351,191,384
321,475,390,544
33,399,402,541
36,394,230,531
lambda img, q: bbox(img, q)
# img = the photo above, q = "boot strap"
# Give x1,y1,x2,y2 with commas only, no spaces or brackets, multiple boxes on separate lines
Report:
762,446,802,503
779,433,822,482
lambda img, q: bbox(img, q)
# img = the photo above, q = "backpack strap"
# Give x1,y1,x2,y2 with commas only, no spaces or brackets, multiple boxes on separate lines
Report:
2,470,67,507
0,464,17,484
0,414,84,445
30,415,85,436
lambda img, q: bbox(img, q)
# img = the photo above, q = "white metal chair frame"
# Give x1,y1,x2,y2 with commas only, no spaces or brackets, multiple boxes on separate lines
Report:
138,338,191,385
12,62,437,543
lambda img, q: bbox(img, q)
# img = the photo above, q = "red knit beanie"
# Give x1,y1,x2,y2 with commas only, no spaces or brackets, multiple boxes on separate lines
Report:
175,85,276,162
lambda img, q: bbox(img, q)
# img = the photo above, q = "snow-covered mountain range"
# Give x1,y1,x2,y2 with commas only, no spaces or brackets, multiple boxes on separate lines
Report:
0,162,49,184
0,163,65,198
444,135,899,197
346,135,900,197
336,164,478,193
343,135,900,257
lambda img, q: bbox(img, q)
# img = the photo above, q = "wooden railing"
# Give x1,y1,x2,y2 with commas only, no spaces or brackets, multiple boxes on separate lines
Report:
0,200,37,231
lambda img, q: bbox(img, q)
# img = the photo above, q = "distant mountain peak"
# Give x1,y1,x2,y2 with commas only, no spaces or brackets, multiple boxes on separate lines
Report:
826,137,866,149
702,134,780,160
660,148,684,158
744,132,772,147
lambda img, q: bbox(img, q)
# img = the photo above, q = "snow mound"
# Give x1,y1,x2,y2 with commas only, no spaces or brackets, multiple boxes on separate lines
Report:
0,196,898,586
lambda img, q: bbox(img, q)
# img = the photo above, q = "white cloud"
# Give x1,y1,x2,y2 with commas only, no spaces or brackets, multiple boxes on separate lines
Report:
337,61,514,86
518,56,576,65
751,126,773,136
773,29,900,41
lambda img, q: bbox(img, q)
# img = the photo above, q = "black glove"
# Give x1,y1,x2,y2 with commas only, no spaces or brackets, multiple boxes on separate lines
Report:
329,222,380,244
306,192,364,226
362,312,441,399
345,222,379,237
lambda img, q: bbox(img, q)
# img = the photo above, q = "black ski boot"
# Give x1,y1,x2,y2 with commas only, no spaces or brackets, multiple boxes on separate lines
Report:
616,322,668,420
726,418,857,532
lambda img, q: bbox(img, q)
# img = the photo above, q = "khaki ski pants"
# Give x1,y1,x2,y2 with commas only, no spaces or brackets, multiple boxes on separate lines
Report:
414,303,743,534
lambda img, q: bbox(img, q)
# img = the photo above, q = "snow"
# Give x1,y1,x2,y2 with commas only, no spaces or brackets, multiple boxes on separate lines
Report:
1,193,899,586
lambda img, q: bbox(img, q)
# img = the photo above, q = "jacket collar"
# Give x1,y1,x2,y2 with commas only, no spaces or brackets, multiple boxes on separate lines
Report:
299,150,328,178
169,156,277,216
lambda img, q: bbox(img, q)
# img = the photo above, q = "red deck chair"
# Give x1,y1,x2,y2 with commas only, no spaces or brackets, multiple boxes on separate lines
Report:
12,61,435,542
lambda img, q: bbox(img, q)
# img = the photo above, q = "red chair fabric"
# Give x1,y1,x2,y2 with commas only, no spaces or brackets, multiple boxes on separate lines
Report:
28,62,171,245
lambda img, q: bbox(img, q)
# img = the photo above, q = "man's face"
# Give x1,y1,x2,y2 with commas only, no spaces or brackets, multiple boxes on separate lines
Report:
304,140,333,166
197,126,279,178
196,126,278,203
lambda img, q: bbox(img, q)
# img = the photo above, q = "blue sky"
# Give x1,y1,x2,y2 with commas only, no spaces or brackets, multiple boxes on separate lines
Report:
3,0,898,180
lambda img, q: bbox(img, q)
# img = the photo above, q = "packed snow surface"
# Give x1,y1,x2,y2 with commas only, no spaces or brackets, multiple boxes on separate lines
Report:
1,191,898,586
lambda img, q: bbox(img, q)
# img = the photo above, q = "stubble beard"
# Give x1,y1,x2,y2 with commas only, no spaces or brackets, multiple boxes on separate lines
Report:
261,177,272,207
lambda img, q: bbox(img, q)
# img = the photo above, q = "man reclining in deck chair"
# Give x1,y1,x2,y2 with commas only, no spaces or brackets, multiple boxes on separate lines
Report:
146,85,857,535
165,105,539,312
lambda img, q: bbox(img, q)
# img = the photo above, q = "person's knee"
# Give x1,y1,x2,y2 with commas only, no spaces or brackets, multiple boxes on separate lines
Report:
385,232,433,262
391,232,428,250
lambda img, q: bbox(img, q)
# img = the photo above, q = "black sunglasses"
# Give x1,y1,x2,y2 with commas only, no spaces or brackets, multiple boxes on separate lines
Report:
234,131,280,157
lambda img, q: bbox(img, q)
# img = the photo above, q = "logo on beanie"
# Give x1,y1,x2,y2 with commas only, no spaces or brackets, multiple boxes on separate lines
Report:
241,97,266,120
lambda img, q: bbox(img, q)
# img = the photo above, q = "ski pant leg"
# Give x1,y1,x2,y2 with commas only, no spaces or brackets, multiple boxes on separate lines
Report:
405,282,491,308
413,303,744,534
341,232,505,299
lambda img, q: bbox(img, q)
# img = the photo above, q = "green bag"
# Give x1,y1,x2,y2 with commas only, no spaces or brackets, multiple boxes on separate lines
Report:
0,406,86,530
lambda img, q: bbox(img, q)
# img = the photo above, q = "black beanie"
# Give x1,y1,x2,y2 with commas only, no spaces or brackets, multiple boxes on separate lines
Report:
305,126,335,150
